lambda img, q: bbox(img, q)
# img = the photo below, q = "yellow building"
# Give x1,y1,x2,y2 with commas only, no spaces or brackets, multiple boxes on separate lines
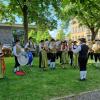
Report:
70,19,100,41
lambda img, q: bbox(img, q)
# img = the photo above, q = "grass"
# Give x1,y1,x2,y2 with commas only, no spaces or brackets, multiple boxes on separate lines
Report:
0,57,100,100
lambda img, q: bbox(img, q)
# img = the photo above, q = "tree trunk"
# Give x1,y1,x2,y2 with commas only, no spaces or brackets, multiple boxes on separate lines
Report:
90,28,97,41
23,2,28,44
91,32,96,41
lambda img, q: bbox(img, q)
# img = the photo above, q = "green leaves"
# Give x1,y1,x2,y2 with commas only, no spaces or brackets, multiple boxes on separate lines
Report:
56,29,65,40
61,0,100,40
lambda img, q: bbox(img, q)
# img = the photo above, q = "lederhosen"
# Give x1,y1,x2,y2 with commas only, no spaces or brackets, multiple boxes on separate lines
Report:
47,51,51,62
88,46,94,60
94,53,100,62
88,51,94,60
78,44,89,71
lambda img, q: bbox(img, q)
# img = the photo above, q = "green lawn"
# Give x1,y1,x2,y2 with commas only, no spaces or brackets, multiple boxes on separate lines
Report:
0,57,100,100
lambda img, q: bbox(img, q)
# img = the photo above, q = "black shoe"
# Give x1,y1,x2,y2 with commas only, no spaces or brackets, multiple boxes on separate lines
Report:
83,78,86,81
79,79,84,81
79,79,86,81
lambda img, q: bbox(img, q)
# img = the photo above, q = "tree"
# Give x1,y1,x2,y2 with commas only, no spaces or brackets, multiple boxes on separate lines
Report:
56,29,65,40
36,31,52,43
28,30,37,42
62,0,100,41
0,0,61,43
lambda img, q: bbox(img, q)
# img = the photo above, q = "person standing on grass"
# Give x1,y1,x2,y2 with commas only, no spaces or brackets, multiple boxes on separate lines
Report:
61,41,68,68
68,40,73,66
39,40,44,68
56,40,62,63
92,39,100,67
25,37,36,66
72,38,89,81
13,39,21,73
0,42,6,79
41,42,48,71
25,37,36,57
45,39,51,66
87,41,94,61
49,39,56,70
72,41,78,68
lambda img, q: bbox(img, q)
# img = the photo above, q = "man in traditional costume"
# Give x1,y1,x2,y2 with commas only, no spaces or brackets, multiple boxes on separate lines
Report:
72,38,89,81
13,39,21,73
56,40,62,63
25,37,35,66
87,41,94,61
0,42,6,79
39,40,44,68
49,39,56,70
68,40,73,66
92,39,100,67
45,39,51,66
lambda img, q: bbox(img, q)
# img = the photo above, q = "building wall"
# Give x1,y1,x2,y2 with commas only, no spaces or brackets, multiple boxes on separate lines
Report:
0,26,14,44
70,19,100,41
0,23,35,44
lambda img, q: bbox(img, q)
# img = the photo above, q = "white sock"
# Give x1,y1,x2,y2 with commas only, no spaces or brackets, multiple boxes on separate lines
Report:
50,62,53,68
52,62,55,68
97,61,100,67
80,71,84,80
48,60,50,65
17,67,20,71
83,71,87,79
14,68,17,72
31,61,33,66
69,59,71,64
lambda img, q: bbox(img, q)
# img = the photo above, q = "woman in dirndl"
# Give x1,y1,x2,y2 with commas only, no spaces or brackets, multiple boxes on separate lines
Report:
61,41,68,68
41,42,48,70
0,42,6,79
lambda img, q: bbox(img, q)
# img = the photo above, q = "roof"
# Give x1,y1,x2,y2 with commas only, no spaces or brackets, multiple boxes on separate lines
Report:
0,23,36,29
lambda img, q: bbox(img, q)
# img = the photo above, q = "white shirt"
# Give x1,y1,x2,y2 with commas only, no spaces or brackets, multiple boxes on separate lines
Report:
49,43,56,50
13,45,21,56
56,41,61,47
72,45,81,54
25,42,33,48
13,46,18,56
45,41,49,47
25,42,36,51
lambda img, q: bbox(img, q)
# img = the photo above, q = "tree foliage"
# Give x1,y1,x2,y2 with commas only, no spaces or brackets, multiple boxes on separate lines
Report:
56,29,65,40
62,0,100,41
0,0,61,43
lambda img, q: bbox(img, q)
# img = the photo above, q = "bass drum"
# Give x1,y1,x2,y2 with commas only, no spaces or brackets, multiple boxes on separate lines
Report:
27,52,33,64
18,52,29,66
